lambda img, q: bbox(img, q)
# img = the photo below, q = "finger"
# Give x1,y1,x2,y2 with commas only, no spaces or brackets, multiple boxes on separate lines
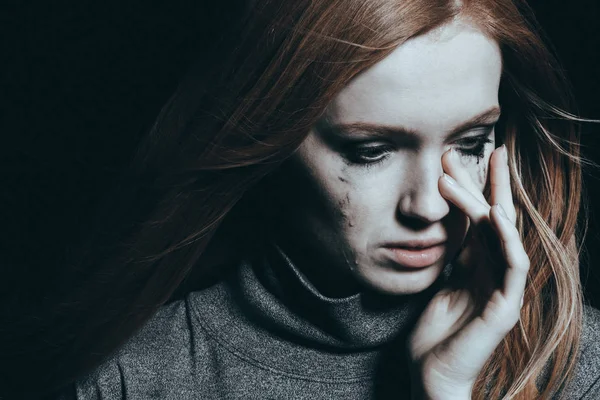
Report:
490,145,517,224
490,203,529,304
429,204,529,381
437,305,518,382
441,149,487,205
438,172,489,225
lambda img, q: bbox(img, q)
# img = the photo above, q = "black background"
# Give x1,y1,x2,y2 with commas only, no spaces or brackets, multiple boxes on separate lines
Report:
1,1,599,307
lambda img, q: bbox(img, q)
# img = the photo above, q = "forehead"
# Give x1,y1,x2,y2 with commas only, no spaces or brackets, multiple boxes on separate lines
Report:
327,20,502,136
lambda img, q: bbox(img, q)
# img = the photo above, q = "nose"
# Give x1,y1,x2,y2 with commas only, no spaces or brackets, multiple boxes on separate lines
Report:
397,155,450,224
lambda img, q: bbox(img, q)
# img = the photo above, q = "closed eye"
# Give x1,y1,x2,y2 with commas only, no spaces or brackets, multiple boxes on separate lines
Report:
345,144,393,166
456,137,493,159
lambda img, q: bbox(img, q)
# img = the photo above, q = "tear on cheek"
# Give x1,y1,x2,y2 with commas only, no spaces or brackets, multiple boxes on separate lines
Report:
334,192,352,224
463,155,490,188
477,164,487,187
336,193,358,229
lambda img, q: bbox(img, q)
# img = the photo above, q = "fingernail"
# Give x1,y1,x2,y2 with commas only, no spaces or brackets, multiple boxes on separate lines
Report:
495,203,507,218
501,144,508,164
443,173,455,185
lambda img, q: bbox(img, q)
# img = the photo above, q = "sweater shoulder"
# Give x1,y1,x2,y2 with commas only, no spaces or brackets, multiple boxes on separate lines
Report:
548,304,600,399
581,304,600,351
570,304,600,398
73,296,208,399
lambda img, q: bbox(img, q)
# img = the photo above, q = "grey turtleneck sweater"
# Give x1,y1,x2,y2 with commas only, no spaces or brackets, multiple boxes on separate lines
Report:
56,243,600,399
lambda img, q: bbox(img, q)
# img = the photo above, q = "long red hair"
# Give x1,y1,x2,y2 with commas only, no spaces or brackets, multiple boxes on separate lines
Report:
2,1,590,398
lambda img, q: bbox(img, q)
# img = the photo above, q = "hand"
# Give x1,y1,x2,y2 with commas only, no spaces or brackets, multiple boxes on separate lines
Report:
406,145,530,400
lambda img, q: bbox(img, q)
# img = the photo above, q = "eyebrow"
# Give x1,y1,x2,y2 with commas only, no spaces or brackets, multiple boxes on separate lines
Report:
322,106,501,142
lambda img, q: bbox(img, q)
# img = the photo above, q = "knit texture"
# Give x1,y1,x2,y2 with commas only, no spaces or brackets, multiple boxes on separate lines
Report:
57,244,600,399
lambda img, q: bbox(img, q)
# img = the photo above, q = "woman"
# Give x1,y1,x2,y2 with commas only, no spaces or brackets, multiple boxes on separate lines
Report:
9,0,600,399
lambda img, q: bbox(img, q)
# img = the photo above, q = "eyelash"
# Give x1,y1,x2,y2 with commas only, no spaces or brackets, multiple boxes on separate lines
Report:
456,137,494,160
347,137,494,168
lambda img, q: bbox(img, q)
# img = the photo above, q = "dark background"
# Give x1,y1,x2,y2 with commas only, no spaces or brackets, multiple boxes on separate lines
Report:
1,1,599,308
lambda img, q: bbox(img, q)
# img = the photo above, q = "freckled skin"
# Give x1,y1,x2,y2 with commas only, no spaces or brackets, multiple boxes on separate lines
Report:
270,19,502,297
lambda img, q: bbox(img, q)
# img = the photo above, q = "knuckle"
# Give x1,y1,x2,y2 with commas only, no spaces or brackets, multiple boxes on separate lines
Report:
516,255,531,271
505,223,520,239
499,307,521,329
490,301,521,331
505,311,521,328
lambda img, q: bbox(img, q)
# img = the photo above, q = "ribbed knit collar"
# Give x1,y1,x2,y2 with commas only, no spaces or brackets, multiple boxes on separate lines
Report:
191,240,453,381
227,241,453,350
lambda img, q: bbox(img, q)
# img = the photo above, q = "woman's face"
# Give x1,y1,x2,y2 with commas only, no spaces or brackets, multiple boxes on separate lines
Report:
276,20,502,296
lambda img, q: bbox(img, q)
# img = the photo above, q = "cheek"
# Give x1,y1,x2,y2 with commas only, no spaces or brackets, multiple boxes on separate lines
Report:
335,190,355,227
333,168,378,232
458,154,490,190
478,161,489,190
335,168,395,235
477,161,488,188
306,166,359,232
334,183,370,232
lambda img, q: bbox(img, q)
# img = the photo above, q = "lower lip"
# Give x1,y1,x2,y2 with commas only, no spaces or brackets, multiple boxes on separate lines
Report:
385,244,445,269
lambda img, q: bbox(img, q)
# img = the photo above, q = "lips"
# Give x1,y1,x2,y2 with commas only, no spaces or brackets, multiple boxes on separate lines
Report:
386,239,447,249
384,242,446,269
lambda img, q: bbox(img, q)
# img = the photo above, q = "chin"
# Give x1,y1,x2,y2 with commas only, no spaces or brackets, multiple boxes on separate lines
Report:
356,261,447,295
